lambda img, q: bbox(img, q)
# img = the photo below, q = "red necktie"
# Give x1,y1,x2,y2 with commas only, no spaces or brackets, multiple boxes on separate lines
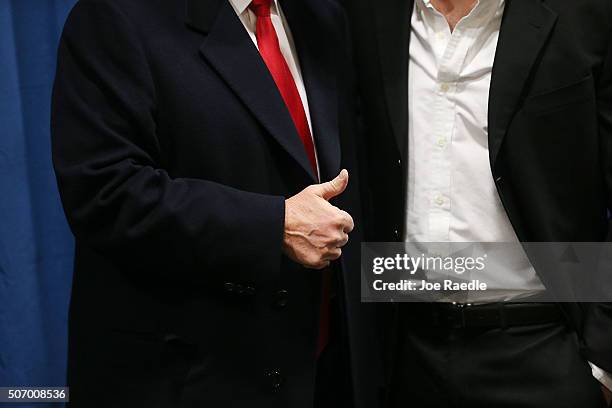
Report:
249,0,318,175
249,0,329,357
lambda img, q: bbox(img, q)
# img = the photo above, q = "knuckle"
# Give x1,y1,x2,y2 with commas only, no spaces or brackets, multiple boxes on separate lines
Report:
331,231,342,242
344,212,354,224
345,218,355,230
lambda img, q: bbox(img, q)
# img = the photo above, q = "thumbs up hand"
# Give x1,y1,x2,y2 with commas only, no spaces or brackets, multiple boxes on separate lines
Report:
283,170,355,269
310,169,350,201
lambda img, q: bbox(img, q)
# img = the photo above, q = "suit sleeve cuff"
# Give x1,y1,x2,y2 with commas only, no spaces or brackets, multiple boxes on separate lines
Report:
590,361,612,391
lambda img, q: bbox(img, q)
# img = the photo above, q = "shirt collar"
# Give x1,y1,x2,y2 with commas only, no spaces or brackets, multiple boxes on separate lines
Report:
229,0,280,16
417,0,506,19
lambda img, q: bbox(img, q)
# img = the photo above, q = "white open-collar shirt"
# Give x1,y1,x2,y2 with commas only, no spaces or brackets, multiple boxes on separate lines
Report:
407,0,544,301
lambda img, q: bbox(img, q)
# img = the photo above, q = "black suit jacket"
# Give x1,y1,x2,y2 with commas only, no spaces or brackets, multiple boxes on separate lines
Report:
344,0,612,373
51,0,382,406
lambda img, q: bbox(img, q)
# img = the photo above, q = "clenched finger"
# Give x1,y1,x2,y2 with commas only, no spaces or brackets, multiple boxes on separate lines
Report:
335,233,349,248
323,248,342,262
338,210,354,233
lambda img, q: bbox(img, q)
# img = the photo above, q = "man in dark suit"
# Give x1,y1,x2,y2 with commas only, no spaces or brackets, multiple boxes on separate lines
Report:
51,0,382,406
344,0,612,406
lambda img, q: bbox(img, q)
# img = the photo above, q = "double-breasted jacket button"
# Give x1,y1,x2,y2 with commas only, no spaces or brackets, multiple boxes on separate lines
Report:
264,369,284,390
273,289,289,309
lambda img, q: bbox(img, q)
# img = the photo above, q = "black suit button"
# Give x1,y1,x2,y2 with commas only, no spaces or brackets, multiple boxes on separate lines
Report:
265,369,284,390
394,229,400,240
245,286,256,296
224,282,235,293
235,284,245,294
273,290,289,309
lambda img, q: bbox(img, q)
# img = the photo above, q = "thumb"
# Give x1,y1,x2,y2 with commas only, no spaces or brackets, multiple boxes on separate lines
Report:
313,169,349,201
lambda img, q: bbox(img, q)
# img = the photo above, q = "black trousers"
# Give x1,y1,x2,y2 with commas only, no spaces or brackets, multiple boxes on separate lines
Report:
388,305,608,408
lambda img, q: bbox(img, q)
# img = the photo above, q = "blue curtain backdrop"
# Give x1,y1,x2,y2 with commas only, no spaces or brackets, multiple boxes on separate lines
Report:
0,0,77,405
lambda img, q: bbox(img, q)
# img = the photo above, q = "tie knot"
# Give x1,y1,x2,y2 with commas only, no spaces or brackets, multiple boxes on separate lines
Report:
249,0,272,17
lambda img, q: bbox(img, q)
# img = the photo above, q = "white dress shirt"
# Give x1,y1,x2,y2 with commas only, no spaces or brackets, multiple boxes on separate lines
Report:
228,0,316,156
406,0,545,302
406,0,610,387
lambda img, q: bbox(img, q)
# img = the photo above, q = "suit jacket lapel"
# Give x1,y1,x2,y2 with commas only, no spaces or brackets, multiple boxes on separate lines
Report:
280,0,340,182
186,0,318,182
374,0,414,160
488,0,557,166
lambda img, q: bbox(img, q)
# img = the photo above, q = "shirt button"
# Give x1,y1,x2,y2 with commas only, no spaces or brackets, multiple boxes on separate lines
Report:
436,32,445,40
437,137,447,148
434,195,445,206
440,83,451,93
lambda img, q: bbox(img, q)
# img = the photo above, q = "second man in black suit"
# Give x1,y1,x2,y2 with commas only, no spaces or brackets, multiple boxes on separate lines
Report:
345,0,612,406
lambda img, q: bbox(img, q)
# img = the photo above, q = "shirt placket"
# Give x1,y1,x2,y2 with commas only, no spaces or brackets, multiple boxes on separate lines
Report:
427,13,474,242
